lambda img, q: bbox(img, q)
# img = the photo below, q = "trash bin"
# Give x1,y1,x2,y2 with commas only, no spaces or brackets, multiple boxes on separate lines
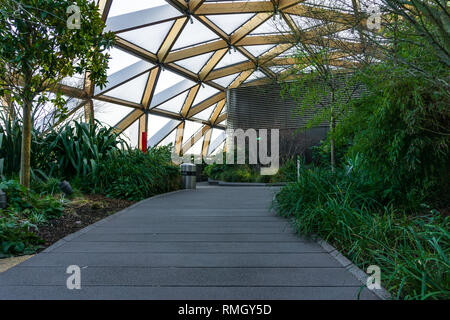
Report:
181,163,196,189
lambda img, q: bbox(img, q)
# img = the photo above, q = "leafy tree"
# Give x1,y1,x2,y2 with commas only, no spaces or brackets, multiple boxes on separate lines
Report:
276,0,374,170
365,0,450,89
0,0,115,187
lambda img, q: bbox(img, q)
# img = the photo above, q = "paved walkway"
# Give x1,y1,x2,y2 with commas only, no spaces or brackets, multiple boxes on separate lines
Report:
0,185,378,299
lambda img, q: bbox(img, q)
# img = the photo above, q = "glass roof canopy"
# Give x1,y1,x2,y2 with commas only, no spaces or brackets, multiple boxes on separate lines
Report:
63,0,369,155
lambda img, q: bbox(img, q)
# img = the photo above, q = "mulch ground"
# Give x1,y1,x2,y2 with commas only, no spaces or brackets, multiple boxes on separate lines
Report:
36,194,135,251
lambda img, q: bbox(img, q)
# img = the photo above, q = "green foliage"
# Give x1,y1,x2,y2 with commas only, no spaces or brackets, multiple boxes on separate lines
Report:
0,180,64,256
383,0,450,69
326,65,450,206
0,114,26,176
0,180,64,220
0,0,115,101
85,146,180,201
274,166,449,300
204,157,297,183
274,158,297,182
0,117,129,180
0,0,115,187
41,120,129,179
31,177,61,196
0,132,4,177
0,215,42,257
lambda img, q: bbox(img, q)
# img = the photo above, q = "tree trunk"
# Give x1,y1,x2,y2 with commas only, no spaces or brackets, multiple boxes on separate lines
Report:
20,75,32,188
330,113,336,172
330,91,336,172
20,101,32,188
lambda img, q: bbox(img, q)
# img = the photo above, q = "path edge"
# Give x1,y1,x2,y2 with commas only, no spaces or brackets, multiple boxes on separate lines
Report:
42,189,190,253
315,238,392,300
270,191,392,301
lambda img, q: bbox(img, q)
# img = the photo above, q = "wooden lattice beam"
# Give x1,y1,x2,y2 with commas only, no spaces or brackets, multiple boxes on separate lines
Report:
201,127,213,157
158,18,188,62
187,92,226,118
181,85,200,117
142,67,161,109
181,124,211,155
113,109,144,133
174,121,185,156
209,99,226,124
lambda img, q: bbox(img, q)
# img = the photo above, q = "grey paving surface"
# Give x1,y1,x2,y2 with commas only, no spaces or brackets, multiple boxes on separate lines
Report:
0,185,378,300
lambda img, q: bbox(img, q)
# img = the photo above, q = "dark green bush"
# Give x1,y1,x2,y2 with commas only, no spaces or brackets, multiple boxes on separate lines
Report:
274,166,449,300
0,180,64,219
0,216,42,256
0,114,45,177
0,180,64,256
204,157,297,183
86,146,180,201
0,117,128,184
40,120,129,179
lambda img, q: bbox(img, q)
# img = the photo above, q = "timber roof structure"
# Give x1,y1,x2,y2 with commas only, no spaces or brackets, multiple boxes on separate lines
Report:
64,0,375,155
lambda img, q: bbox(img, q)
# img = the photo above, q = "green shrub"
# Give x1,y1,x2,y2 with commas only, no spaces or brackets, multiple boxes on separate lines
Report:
0,114,42,177
87,146,180,201
0,216,42,256
0,180,64,221
204,158,297,183
0,180,64,256
41,120,129,179
274,166,449,300
31,177,61,195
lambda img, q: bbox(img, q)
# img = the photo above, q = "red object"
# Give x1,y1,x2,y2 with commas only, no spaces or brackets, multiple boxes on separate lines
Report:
141,132,147,154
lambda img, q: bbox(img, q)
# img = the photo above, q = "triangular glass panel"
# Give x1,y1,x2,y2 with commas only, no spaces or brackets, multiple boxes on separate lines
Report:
94,101,137,127
97,60,154,95
243,70,266,83
278,46,298,58
210,128,225,145
108,0,168,18
120,21,174,54
289,15,324,31
250,17,290,35
243,44,276,57
332,29,360,42
214,50,248,70
192,84,220,106
174,52,214,74
154,91,189,114
158,129,177,148
182,121,203,145
121,121,139,149
172,17,219,50
210,141,225,155
148,114,173,139
206,13,255,35
105,72,149,103
194,103,216,121
106,47,142,76
185,136,204,155
212,74,239,88
153,69,188,95
268,65,290,74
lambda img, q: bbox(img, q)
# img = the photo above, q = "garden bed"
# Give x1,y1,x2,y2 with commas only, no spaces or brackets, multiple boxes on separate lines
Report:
36,194,134,250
